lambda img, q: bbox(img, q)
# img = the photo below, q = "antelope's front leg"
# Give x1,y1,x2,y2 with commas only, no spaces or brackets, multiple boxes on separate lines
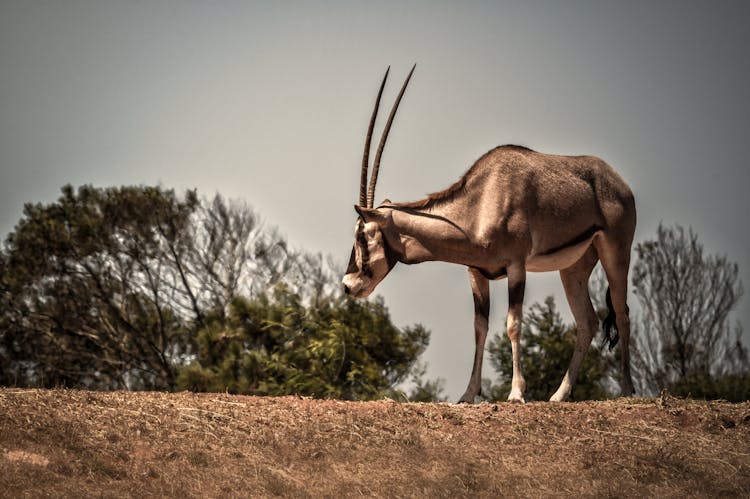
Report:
506,266,526,403
458,268,490,404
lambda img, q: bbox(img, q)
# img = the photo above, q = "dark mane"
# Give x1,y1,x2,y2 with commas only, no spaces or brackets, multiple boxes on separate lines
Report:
500,144,535,152
394,144,534,209
395,172,471,209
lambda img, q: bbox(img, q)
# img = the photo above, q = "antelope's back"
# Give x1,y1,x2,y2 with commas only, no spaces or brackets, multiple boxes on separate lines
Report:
475,146,635,245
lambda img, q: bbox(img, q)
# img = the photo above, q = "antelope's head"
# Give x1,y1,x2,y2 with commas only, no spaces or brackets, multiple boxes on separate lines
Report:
342,65,415,298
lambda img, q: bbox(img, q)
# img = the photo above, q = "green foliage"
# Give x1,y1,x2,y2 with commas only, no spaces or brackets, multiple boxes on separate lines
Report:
400,362,448,402
177,285,430,400
669,372,750,403
1,184,199,389
406,378,448,402
485,296,611,402
1,184,436,398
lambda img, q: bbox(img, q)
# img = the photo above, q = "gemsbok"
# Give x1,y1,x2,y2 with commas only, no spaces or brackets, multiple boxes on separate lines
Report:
342,65,636,402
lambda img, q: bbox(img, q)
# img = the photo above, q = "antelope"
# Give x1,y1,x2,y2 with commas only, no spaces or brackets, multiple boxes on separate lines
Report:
342,65,636,402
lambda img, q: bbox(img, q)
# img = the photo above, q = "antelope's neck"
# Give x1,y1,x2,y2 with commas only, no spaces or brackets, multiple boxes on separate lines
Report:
385,202,476,266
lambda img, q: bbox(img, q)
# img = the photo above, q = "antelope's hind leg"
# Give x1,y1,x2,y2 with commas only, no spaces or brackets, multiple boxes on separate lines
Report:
595,234,635,397
550,246,600,402
459,267,490,403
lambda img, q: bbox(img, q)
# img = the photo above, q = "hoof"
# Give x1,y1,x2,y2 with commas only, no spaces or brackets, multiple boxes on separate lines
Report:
550,384,570,402
549,390,569,402
458,393,478,404
508,387,525,404
508,391,526,404
620,384,635,398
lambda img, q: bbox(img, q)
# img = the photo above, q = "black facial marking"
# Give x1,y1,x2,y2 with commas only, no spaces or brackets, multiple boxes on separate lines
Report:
346,246,358,274
355,222,373,278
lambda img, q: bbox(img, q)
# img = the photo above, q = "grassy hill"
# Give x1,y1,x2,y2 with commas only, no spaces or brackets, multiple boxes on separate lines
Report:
1,389,749,497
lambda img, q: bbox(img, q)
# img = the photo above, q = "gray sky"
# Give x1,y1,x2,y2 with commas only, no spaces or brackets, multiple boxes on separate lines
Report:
2,1,749,399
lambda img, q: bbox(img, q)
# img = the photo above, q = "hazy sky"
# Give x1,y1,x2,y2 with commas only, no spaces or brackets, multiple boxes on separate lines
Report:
2,1,749,399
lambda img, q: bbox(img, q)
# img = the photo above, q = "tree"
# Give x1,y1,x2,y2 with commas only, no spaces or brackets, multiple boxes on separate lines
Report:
0,185,290,389
1,184,440,399
631,223,747,398
1,185,200,389
485,296,612,402
182,194,294,317
403,362,448,402
177,286,431,400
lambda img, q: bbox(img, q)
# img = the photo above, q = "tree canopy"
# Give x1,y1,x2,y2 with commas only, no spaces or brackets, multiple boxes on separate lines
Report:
178,287,430,400
0,184,436,400
630,223,748,400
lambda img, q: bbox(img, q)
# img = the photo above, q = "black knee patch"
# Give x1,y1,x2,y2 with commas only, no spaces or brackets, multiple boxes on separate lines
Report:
508,280,525,307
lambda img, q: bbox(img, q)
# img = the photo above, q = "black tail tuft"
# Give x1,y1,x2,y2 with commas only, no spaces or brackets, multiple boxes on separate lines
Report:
601,287,619,351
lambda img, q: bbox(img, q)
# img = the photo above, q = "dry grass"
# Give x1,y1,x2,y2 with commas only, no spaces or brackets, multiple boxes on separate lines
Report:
1,389,749,498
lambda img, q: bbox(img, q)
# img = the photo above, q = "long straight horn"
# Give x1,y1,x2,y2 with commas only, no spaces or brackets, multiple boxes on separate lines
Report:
367,63,416,208
360,67,390,207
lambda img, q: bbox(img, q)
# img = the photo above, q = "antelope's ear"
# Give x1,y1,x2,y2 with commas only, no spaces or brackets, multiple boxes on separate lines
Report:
354,205,390,225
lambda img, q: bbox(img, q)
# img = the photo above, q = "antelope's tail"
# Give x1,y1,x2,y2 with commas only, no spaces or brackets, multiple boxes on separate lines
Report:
601,287,619,351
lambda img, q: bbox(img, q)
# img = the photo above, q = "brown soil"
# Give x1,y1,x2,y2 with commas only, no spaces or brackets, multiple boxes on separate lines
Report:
1,389,749,498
